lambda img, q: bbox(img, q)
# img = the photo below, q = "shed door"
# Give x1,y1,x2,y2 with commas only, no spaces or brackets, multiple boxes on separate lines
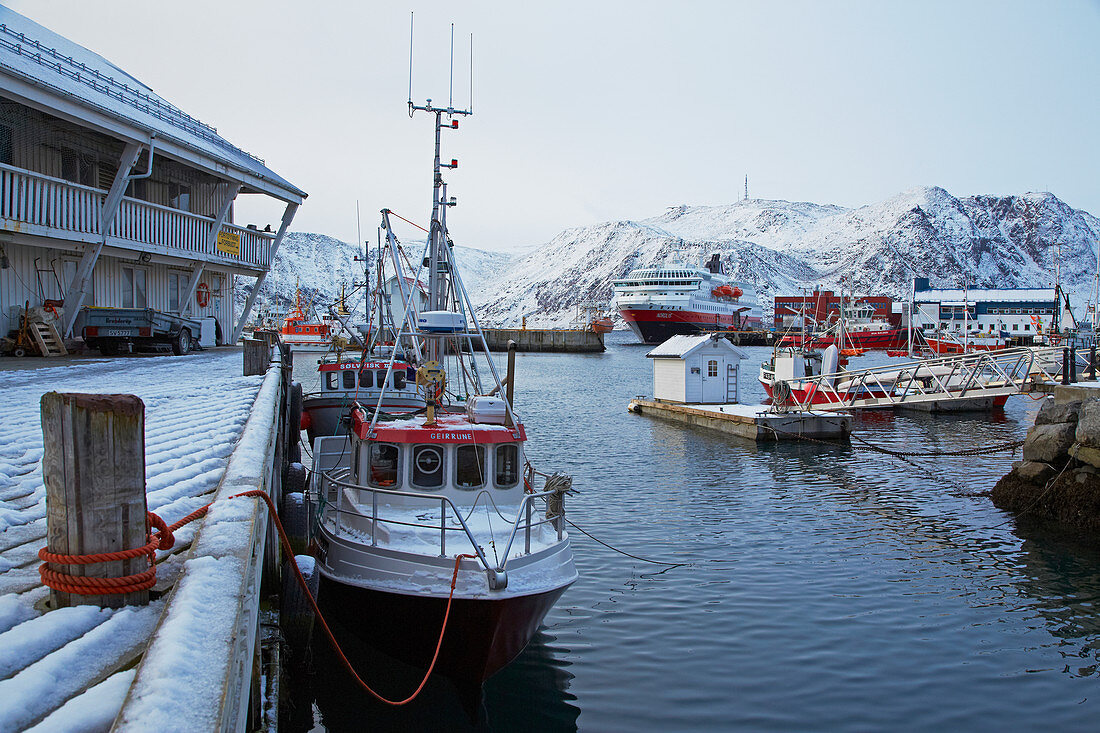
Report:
701,358,725,403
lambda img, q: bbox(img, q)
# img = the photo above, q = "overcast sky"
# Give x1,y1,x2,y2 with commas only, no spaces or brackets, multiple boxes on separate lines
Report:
10,1,1100,252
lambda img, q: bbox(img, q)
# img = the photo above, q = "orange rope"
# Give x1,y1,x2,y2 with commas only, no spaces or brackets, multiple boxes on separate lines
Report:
40,487,474,706
387,210,429,234
230,489,474,706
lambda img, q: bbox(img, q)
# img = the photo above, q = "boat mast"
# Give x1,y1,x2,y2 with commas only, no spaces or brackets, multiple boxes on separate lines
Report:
1093,238,1099,331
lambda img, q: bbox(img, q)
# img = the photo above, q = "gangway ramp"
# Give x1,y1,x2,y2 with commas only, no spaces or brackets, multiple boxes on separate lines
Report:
780,347,1067,412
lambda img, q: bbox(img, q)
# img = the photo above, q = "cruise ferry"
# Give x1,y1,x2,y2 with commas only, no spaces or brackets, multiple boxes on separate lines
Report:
612,254,762,343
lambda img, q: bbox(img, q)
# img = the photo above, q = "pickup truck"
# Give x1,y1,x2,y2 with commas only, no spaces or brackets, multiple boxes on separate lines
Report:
80,307,204,356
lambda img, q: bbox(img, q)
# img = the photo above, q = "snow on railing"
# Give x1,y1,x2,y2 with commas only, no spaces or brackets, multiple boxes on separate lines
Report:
0,162,272,269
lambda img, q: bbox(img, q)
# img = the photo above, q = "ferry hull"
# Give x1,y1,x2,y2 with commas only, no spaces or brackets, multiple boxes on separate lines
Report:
319,578,568,685
619,308,760,344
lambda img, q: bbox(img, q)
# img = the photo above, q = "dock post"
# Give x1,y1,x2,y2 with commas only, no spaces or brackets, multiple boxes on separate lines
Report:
244,338,270,376
1090,345,1096,381
1062,348,1071,385
505,340,517,428
41,393,149,609
1070,346,1078,384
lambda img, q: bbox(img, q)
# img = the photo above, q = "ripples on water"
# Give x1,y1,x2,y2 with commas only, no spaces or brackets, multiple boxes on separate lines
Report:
291,333,1100,731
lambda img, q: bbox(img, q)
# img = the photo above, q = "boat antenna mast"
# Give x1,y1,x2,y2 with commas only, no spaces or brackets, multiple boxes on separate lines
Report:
408,13,473,364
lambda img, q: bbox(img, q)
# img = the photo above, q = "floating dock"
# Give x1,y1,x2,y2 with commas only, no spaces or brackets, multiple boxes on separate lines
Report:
627,398,851,442
482,327,605,353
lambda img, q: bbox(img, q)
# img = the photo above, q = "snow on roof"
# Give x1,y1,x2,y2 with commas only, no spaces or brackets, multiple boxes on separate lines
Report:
0,7,305,200
914,288,1055,303
646,334,748,359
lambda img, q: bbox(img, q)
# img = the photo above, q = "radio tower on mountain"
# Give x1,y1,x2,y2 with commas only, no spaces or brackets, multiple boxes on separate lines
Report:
744,175,749,201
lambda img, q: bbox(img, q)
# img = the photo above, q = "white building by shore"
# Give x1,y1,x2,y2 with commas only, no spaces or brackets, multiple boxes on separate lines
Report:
911,277,1060,339
0,7,305,345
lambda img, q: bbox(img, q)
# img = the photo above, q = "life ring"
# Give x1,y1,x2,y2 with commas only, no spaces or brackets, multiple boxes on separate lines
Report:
196,282,210,308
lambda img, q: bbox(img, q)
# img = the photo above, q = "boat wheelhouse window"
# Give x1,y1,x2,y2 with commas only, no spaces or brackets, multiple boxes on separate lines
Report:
393,370,407,390
376,371,388,389
367,443,401,488
325,373,339,390
342,370,356,389
455,445,486,490
359,370,373,388
495,444,520,489
412,445,445,489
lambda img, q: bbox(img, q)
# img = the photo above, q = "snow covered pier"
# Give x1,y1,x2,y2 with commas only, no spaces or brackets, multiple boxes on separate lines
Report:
0,350,291,731
627,398,852,442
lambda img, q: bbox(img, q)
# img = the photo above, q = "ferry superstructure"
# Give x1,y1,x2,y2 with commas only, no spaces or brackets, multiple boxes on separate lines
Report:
612,254,762,343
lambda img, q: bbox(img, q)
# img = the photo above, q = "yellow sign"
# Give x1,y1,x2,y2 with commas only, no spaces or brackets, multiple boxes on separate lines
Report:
216,229,240,256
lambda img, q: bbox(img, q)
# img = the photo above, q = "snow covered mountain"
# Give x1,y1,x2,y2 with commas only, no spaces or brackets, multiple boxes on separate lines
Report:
232,231,512,324
474,187,1100,327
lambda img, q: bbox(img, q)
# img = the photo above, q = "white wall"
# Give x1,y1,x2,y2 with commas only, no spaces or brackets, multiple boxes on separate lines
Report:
653,359,687,402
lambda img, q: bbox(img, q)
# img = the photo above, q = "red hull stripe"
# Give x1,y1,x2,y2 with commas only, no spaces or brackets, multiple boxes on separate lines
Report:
620,308,762,327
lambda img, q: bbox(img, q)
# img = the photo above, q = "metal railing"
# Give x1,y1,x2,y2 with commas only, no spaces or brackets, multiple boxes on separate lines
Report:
318,468,564,576
0,162,272,268
774,346,1066,412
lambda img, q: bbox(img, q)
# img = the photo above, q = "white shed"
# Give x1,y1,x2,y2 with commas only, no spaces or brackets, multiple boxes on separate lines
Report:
646,334,748,404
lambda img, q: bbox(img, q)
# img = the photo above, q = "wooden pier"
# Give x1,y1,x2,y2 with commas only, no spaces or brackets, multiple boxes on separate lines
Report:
0,344,294,731
627,398,851,442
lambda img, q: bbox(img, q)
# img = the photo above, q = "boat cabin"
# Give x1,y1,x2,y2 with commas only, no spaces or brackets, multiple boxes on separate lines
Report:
348,410,527,505
646,334,747,404
319,360,414,393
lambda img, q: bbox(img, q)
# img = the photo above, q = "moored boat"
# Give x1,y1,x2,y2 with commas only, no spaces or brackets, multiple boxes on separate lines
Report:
307,96,577,695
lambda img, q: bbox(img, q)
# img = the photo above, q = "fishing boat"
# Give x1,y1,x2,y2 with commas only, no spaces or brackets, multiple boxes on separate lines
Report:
758,344,891,405
308,97,577,695
279,286,338,352
778,300,906,351
612,254,762,343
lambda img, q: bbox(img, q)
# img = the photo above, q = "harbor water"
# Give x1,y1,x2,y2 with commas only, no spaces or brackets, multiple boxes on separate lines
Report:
290,332,1100,731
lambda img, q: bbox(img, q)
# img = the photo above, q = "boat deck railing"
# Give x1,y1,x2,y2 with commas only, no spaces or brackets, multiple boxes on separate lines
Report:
316,468,565,576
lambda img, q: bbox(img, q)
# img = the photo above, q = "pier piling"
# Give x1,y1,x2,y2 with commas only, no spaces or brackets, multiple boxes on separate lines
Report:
244,338,270,376
40,392,149,609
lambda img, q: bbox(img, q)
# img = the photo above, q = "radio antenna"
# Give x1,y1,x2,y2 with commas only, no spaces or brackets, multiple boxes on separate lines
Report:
407,12,415,110
448,23,455,110
469,33,474,114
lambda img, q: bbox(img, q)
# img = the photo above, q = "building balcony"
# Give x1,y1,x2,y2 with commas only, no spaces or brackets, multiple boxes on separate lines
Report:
0,162,273,272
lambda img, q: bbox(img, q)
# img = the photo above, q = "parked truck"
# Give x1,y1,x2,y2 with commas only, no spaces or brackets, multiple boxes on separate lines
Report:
80,307,212,356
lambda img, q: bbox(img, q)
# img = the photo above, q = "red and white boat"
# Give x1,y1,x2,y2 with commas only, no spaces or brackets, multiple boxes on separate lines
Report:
759,344,891,405
612,254,762,343
779,301,906,351
301,354,426,443
278,287,336,352
923,332,1008,354
307,98,576,699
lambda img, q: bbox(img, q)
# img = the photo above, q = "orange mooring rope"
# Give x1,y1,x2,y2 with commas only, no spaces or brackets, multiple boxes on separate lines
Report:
38,489,471,706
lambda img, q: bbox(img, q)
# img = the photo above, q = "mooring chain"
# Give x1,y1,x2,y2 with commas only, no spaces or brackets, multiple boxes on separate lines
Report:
763,423,1024,458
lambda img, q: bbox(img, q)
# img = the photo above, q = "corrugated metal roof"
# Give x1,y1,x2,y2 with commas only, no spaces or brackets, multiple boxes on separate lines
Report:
914,288,1055,303
646,334,748,359
0,7,305,200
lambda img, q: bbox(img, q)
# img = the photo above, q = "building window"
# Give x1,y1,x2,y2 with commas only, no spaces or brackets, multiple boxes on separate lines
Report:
168,272,183,312
121,266,146,308
1024,324,1030,331
455,445,486,490
0,125,11,165
1013,324,1019,331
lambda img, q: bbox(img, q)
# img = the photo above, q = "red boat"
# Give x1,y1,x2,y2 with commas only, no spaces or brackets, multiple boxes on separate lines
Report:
924,334,1008,354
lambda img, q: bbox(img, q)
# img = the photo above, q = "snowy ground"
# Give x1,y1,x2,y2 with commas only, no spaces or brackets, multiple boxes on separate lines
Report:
0,350,262,731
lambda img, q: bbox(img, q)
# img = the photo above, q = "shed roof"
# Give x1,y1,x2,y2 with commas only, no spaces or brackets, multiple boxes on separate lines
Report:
646,334,749,360
0,7,306,202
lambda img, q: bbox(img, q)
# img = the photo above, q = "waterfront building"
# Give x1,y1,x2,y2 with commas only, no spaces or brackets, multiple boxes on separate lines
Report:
772,289,899,331
911,278,1057,338
0,7,305,343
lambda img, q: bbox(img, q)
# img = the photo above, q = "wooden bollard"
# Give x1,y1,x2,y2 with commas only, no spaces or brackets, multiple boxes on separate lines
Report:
41,393,148,609
244,338,270,376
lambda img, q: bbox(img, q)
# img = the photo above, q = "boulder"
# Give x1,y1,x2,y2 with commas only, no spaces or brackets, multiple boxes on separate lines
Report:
1022,422,1077,463
1076,401,1100,448
1015,461,1054,484
1035,399,1083,426
1069,443,1100,469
